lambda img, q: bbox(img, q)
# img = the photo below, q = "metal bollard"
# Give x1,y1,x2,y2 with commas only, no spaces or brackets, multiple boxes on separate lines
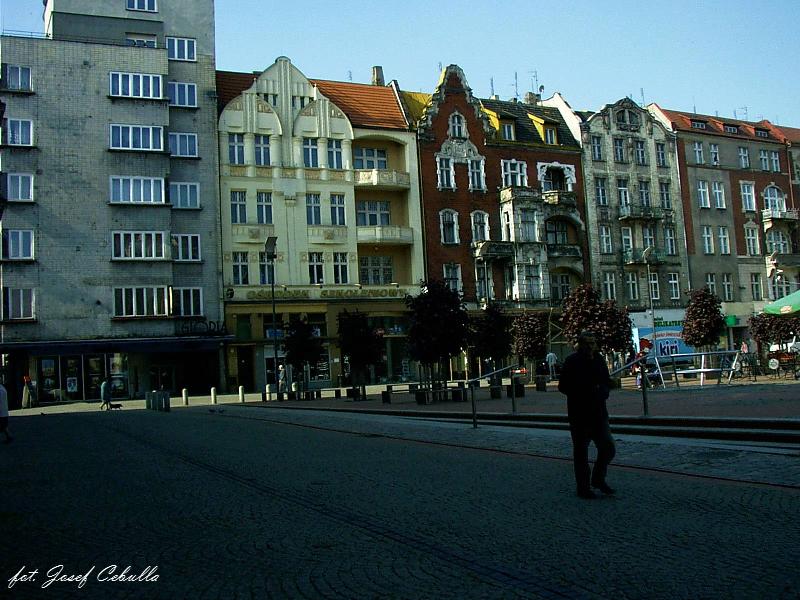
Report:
211,387,217,405
152,390,158,411
161,392,170,413
239,385,245,403
182,388,189,406
145,391,152,410
264,385,271,402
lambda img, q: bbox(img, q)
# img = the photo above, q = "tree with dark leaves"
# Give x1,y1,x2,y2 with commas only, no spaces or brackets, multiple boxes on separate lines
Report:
337,309,384,397
682,288,725,349
283,317,324,393
511,311,549,364
468,303,512,364
559,284,632,353
748,313,800,348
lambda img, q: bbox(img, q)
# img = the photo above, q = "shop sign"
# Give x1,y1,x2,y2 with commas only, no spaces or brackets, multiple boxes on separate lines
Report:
243,287,410,301
175,319,229,336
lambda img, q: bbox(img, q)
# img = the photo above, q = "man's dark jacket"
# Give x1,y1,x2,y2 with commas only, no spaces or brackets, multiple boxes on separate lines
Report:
558,351,611,427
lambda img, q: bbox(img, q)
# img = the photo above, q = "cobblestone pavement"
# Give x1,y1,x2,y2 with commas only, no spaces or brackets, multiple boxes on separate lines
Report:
1,407,798,599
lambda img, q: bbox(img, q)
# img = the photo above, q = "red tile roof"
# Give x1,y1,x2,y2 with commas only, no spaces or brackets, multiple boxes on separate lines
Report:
656,106,786,143
777,125,800,143
214,70,407,130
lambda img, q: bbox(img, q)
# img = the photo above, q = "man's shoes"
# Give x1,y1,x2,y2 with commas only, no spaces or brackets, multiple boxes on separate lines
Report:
592,482,616,495
576,488,598,500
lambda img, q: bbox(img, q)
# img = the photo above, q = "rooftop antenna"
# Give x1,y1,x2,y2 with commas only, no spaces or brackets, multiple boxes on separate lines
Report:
514,71,519,100
437,62,442,72
715,110,719,117
692,96,696,113
347,70,352,82
640,88,645,106
529,70,539,95
490,77,494,97
738,106,748,121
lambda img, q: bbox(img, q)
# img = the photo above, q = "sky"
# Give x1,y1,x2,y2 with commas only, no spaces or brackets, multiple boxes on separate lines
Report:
2,0,799,126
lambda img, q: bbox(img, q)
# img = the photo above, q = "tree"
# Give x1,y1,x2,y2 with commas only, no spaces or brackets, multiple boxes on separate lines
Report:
559,283,632,353
468,303,512,365
682,288,725,349
406,280,469,389
748,313,800,348
595,300,633,355
282,317,324,392
511,311,549,364
336,309,384,396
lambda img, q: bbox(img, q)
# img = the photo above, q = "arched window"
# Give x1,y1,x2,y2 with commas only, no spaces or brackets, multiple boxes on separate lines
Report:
449,113,465,138
766,230,789,254
616,111,627,125
439,209,459,244
471,211,490,242
764,186,786,212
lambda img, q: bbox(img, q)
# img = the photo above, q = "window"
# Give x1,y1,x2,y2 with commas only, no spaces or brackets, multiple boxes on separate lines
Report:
702,226,714,254
306,194,321,225
253,135,270,166
545,128,556,144
308,252,324,284
668,273,680,300
256,192,272,224
167,82,197,107
228,134,245,164
613,138,625,162
501,160,527,187
738,147,750,168
437,157,454,189
591,136,603,160
258,253,275,285
232,252,249,285
330,194,346,226
617,178,629,206
621,227,633,251
127,0,156,11
172,234,201,261
356,201,390,226
697,180,710,208
648,272,660,301
501,123,514,141
359,256,393,285
705,273,716,296
230,191,246,224
110,72,161,99
745,227,759,256
766,230,789,254
166,37,196,61
599,225,613,254
759,150,769,171
110,124,162,151
771,151,780,172
722,273,733,301
303,138,319,167
635,140,647,165
546,221,568,245
327,139,342,169
169,182,199,208
449,113,465,138
718,226,730,255
333,252,348,284
595,177,608,206
725,124,739,134
750,273,762,301
693,142,704,164
468,159,485,190
691,120,706,130
664,227,677,255
4,230,33,259
440,209,459,244
112,231,165,259
520,209,536,241
639,181,651,206
659,181,671,208
770,275,792,300
443,263,462,293
602,272,616,300
476,263,493,300
471,211,489,242
740,182,755,211
5,119,33,145
710,143,719,165
353,147,387,169
125,34,156,48
172,288,203,317
113,286,169,317
655,142,667,167
168,132,198,157
712,181,726,208
764,186,785,212
111,176,164,204
626,272,639,301
551,274,571,302
3,288,34,320
7,173,33,201
756,129,769,138
642,225,655,249
5,65,31,91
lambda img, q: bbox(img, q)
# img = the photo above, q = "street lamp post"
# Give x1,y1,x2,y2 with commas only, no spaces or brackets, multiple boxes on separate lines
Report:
264,236,278,398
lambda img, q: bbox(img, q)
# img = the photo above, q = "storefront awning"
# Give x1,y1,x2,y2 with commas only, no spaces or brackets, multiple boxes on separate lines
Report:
0,335,234,355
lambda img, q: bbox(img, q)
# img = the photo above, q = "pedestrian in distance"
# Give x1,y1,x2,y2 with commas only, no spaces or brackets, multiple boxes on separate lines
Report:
278,365,286,394
558,331,616,500
99,375,112,411
0,381,12,443
545,351,558,381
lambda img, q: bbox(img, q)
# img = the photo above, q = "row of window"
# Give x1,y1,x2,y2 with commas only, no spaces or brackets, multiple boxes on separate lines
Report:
447,113,557,145
601,272,683,302
692,141,780,171
228,136,385,170
437,158,530,191
110,72,198,107
598,225,679,256
229,252,395,287
594,178,672,208
590,136,669,167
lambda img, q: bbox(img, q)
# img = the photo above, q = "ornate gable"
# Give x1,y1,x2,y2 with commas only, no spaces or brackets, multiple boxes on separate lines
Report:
418,65,493,139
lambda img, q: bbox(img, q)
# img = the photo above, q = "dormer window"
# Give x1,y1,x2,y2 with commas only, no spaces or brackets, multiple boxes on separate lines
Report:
501,122,515,141
691,120,707,130
616,109,640,130
449,113,466,138
544,127,556,145
756,129,769,138
724,124,739,134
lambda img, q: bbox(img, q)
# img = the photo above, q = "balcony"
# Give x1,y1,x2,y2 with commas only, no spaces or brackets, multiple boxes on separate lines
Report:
770,252,800,267
500,186,541,204
542,190,577,206
231,224,275,244
762,208,800,224
357,225,413,245
623,248,665,265
618,205,664,221
354,169,411,190
546,244,582,258
473,240,514,259
308,225,348,245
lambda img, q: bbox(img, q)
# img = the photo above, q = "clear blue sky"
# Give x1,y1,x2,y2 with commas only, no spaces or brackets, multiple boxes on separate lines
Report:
3,0,799,125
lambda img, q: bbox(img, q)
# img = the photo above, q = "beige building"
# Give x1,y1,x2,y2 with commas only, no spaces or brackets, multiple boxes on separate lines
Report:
216,58,423,391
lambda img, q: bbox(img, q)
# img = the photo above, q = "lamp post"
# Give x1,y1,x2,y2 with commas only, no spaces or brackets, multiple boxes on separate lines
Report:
264,236,278,395
642,246,657,347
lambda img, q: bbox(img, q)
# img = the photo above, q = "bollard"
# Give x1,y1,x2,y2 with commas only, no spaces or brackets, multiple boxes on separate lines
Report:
334,389,341,399
211,387,217,405
182,388,189,406
264,385,271,402
161,392,170,412
152,390,158,411
239,385,245,403
145,391,152,410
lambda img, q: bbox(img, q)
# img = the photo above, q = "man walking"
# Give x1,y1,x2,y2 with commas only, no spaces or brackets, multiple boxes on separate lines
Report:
558,331,616,499
0,380,12,443
100,375,112,411
545,351,558,381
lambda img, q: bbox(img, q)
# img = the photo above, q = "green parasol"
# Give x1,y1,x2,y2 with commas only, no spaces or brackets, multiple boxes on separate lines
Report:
763,289,800,316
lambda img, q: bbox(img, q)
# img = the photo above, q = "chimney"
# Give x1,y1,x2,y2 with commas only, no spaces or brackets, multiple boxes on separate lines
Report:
371,66,385,86
524,92,541,105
